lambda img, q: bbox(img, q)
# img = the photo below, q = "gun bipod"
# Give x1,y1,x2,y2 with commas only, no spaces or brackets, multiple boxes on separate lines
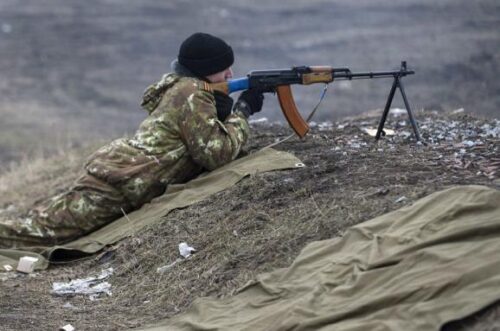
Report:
375,62,425,144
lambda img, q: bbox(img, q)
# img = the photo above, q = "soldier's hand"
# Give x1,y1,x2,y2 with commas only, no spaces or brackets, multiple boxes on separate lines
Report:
213,90,234,122
234,89,264,118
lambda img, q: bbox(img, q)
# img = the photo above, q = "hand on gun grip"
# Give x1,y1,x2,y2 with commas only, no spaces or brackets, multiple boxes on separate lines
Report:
234,89,264,118
213,90,234,122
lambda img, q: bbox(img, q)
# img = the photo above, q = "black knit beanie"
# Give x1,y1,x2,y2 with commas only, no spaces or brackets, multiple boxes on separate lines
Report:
178,33,234,77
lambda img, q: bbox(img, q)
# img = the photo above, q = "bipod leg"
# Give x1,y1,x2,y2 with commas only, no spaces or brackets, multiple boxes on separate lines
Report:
375,76,398,140
397,78,425,144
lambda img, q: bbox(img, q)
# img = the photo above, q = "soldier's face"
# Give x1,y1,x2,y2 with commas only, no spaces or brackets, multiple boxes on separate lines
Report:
206,67,233,83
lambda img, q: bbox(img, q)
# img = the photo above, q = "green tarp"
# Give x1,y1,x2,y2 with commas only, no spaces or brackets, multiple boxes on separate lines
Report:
141,185,500,331
0,148,303,270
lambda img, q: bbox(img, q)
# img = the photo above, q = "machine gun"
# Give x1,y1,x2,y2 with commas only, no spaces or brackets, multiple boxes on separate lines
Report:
211,61,422,142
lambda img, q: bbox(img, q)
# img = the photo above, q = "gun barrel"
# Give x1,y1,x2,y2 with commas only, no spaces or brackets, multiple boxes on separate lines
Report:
332,69,414,81
220,62,415,93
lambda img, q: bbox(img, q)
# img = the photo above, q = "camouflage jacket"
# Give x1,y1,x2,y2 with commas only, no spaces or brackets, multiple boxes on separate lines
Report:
83,73,250,206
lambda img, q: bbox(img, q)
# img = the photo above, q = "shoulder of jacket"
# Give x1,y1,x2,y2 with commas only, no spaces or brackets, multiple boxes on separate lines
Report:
176,77,213,94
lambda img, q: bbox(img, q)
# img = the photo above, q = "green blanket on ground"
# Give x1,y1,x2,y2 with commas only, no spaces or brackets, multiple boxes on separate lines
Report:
0,148,302,270
141,185,500,331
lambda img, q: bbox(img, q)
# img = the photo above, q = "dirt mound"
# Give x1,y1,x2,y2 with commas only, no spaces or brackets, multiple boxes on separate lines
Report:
0,110,499,330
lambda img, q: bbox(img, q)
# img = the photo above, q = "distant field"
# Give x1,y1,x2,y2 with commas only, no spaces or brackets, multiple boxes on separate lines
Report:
0,0,499,166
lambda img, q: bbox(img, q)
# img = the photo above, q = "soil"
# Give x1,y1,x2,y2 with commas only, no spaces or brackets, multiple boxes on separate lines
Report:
0,110,499,330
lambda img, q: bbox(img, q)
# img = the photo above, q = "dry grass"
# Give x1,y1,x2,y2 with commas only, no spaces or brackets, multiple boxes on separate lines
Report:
0,110,499,330
0,142,103,215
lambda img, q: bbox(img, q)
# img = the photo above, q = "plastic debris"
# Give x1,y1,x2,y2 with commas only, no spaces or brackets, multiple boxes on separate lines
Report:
389,108,407,117
157,242,197,274
399,131,412,139
3,264,13,272
461,140,476,147
395,196,407,203
17,256,38,273
248,117,268,124
179,242,196,258
361,127,394,137
52,268,113,299
318,121,333,131
479,122,500,138
59,324,75,331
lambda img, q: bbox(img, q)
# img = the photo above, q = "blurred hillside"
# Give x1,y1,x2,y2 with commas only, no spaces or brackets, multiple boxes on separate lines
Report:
0,0,499,166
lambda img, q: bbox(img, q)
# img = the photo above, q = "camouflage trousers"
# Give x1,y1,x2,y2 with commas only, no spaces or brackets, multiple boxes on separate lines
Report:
0,174,138,249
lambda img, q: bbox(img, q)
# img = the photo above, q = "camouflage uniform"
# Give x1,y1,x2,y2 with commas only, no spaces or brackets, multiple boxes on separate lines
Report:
0,73,250,248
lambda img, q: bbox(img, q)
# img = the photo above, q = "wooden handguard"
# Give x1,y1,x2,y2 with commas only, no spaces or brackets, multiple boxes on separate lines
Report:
276,85,310,138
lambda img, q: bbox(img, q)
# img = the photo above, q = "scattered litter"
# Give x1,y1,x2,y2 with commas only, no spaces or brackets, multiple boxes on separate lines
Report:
389,108,407,117
399,131,412,139
479,122,500,138
452,108,465,114
347,140,367,149
179,242,196,258
52,268,113,299
1,271,19,281
157,258,183,274
248,117,268,124
337,123,347,130
157,242,197,273
59,324,75,331
295,162,306,168
3,264,13,272
16,256,38,273
318,121,333,131
461,140,476,147
395,196,407,203
398,121,406,126
361,127,395,137
233,230,239,237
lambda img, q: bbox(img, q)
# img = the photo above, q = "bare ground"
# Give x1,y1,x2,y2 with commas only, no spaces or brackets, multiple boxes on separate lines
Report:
0,109,499,330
